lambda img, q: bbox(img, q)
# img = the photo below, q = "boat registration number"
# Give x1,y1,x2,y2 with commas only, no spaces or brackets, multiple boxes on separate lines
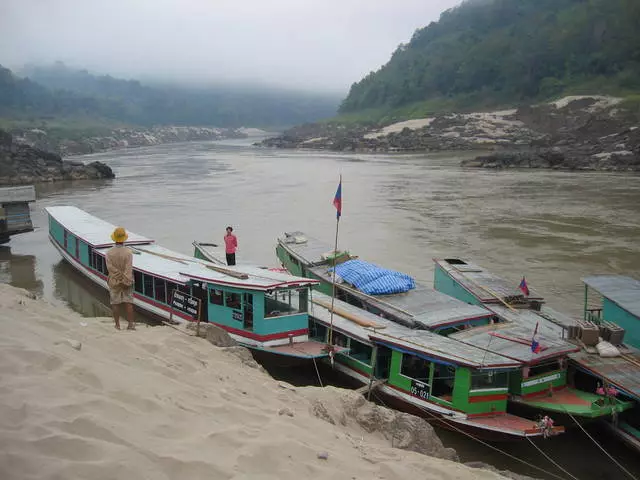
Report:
410,380,430,400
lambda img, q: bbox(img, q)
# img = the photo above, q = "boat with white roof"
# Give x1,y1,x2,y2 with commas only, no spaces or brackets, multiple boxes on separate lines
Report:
46,206,333,360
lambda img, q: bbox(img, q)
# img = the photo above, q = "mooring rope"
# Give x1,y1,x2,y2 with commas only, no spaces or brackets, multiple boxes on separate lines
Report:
526,436,580,480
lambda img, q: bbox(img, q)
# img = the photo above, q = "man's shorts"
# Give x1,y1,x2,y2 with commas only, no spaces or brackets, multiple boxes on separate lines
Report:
110,285,134,305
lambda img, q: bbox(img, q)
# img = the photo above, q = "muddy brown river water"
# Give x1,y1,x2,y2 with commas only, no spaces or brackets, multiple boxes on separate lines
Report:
2,137,640,479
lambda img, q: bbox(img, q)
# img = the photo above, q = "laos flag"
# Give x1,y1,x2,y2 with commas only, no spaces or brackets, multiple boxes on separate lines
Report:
519,276,530,296
333,177,342,219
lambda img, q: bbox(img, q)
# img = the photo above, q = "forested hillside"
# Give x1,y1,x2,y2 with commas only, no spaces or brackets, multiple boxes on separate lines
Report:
340,0,640,114
0,63,340,127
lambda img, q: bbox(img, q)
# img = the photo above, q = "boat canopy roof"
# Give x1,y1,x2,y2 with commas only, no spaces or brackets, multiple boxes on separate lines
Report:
46,206,153,247
48,207,319,291
451,306,579,364
434,258,544,303
311,292,520,370
583,275,640,319
280,231,350,266
570,345,640,402
281,232,492,328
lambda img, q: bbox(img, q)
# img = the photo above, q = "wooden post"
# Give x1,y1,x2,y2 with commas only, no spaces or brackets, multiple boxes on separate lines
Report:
196,297,202,337
583,284,589,322
169,289,175,324
367,345,379,401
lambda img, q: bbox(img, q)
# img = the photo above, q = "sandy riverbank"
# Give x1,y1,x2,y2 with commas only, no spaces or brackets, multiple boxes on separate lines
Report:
0,284,515,480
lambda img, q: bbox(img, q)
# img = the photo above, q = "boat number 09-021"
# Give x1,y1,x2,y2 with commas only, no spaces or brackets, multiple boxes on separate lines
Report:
410,379,430,400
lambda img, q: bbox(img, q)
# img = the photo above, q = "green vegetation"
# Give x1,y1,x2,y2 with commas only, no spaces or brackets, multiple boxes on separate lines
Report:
0,63,340,128
340,0,640,115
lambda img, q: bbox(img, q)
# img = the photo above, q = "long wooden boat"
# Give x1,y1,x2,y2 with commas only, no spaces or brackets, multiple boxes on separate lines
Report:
433,258,637,424
275,232,633,422
46,206,335,360
194,240,563,439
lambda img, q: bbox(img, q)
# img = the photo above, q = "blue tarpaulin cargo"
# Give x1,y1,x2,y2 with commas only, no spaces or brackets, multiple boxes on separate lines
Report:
332,259,416,295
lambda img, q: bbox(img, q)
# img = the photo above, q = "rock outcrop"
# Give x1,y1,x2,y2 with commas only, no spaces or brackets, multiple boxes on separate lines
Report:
257,95,640,171
14,126,248,157
0,129,115,185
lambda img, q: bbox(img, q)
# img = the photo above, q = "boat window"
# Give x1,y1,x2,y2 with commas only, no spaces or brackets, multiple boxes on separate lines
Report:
471,371,509,390
64,229,68,248
143,274,154,297
210,289,224,306
401,355,431,383
134,270,143,294
264,288,307,318
348,339,372,365
527,360,562,378
432,363,456,400
225,292,242,310
154,277,167,304
166,282,179,302
331,331,349,348
311,321,327,342
91,252,108,275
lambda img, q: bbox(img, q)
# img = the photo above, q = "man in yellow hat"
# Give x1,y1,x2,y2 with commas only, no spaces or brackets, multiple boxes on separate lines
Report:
106,227,135,330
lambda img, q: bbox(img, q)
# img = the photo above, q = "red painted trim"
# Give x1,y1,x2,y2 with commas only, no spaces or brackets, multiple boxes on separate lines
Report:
468,393,509,403
467,411,507,418
213,324,309,342
521,385,567,399
385,383,465,414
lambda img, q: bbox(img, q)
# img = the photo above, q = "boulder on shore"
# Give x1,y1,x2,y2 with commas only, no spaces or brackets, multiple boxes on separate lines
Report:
0,129,115,185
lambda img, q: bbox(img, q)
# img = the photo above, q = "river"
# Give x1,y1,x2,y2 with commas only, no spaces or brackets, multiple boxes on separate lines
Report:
2,138,640,479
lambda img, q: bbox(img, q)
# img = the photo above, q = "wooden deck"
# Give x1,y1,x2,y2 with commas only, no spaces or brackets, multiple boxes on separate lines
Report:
263,340,340,359
463,413,563,437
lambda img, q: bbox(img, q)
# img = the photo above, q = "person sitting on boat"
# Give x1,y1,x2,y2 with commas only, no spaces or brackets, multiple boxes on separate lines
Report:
106,227,135,330
224,226,238,266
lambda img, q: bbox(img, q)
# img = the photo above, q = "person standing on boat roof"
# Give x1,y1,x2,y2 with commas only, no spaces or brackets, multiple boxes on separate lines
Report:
106,227,135,330
224,226,238,266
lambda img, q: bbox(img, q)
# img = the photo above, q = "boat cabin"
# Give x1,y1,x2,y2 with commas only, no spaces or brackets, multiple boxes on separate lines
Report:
0,186,36,244
583,276,640,349
46,206,320,350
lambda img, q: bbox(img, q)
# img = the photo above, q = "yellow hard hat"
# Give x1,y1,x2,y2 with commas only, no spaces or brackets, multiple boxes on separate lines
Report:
111,227,128,243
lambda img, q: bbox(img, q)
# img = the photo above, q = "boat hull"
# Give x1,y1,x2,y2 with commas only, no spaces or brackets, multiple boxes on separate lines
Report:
49,236,326,361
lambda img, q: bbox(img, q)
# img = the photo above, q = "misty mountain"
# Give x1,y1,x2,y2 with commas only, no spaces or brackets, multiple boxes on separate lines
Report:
340,0,640,114
1,63,340,127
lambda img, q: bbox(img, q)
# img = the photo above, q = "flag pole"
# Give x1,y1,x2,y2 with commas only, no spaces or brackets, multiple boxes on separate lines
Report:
328,174,342,348
328,210,340,346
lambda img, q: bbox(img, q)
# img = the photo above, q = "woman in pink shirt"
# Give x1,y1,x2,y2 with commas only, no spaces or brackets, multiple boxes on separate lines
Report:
224,226,238,265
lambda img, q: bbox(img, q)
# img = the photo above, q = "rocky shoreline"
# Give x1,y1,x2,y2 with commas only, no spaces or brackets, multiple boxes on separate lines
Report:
258,96,640,171
14,125,251,157
0,129,114,185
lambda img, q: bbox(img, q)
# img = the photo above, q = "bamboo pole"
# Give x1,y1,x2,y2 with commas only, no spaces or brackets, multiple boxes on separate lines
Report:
312,297,386,329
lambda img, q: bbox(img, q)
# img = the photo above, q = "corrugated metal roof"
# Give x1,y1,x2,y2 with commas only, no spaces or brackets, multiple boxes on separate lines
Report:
0,186,36,203
48,207,317,290
279,232,344,266
450,306,579,364
434,259,544,303
570,347,640,402
583,275,640,319
46,206,153,247
308,265,492,329
310,292,520,369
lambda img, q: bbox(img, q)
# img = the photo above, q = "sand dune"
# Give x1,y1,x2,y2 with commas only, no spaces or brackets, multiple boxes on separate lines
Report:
0,284,508,480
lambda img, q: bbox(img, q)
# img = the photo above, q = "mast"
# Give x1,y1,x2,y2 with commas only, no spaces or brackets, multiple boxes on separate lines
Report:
328,174,342,348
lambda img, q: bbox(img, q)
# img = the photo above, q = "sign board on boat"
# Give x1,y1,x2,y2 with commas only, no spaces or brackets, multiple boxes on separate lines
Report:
171,290,202,321
232,310,243,321
521,372,561,388
410,379,430,400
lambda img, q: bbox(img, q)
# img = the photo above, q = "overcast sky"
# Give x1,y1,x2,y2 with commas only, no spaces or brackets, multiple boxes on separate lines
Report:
0,0,461,92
